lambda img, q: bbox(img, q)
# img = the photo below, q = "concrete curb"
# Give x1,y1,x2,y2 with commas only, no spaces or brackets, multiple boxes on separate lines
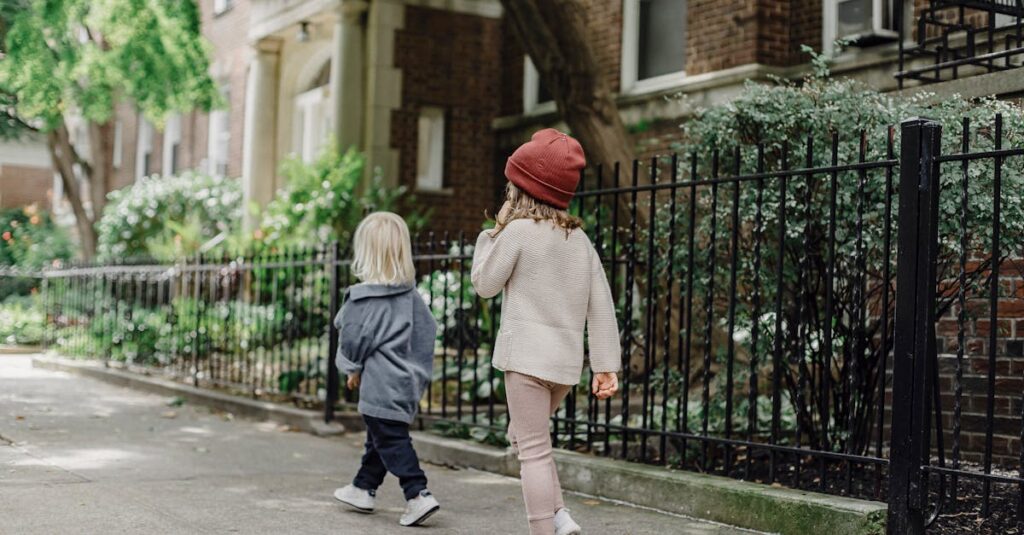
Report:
410,432,886,535
1,345,43,355
31,355,350,436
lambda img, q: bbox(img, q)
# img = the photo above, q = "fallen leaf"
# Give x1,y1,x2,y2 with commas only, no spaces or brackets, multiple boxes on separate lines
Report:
161,411,177,419
14,415,24,420
582,499,601,506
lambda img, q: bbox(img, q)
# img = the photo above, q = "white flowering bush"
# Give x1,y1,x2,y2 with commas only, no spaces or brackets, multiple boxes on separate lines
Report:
96,172,242,261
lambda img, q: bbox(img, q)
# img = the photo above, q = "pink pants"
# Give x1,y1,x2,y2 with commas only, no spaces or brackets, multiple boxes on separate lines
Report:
505,371,573,535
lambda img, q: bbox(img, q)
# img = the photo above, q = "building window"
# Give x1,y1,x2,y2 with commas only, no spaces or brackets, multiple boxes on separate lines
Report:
621,0,687,94
208,86,231,176
293,86,330,164
822,0,907,55
523,56,555,114
415,107,446,192
135,117,153,180
112,120,123,169
163,113,182,176
213,0,233,16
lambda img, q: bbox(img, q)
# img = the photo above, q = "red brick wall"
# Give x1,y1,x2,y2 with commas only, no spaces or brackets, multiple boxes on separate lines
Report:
588,0,624,93
686,0,759,75
0,165,52,209
758,0,823,66
392,6,505,235
934,261,1024,466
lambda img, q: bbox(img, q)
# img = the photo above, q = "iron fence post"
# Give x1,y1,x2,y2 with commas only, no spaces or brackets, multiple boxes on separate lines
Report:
325,241,341,423
888,117,942,535
192,253,202,387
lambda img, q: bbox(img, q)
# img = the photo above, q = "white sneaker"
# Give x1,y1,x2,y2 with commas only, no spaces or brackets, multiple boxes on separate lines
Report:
333,484,375,513
399,490,440,527
554,508,582,535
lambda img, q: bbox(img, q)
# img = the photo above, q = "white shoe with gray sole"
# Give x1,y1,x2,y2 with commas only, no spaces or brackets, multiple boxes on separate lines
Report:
333,485,375,513
399,490,440,527
554,508,582,535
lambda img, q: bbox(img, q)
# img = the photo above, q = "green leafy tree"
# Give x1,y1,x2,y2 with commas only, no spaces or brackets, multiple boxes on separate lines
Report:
0,0,219,259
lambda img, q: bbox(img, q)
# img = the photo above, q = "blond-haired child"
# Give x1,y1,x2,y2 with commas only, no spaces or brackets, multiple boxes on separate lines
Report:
332,211,440,527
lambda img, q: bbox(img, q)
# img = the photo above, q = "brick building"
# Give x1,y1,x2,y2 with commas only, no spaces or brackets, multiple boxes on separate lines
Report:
0,138,52,211
17,0,1023,235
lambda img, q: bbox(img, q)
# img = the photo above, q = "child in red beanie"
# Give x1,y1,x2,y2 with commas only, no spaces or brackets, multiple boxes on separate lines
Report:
471,128,621,535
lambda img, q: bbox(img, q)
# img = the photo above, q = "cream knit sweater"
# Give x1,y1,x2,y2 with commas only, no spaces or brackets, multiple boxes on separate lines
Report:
471,219,622,386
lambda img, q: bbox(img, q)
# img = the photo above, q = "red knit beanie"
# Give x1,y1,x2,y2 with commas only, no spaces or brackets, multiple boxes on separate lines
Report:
504,128,586,209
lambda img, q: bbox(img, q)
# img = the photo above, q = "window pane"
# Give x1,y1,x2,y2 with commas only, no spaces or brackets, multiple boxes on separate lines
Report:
416,107,445,191
837,0,873,37
638,0,686,80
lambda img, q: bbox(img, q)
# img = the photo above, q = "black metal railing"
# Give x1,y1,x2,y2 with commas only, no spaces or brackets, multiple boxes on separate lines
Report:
890,116,1024,533
5,116,1023,532
897,0,1024,87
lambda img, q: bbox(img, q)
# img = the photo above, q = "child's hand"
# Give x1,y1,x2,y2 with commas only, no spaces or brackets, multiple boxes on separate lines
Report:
347,373,360,390
592,372,618,400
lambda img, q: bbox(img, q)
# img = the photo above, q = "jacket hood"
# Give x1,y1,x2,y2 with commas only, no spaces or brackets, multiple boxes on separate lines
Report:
348,283,416,301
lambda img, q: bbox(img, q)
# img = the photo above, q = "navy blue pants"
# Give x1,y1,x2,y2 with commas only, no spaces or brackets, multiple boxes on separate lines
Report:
352,415,427,501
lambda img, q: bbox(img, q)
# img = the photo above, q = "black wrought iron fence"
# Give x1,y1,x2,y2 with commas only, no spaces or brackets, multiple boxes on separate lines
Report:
10,116,1024,533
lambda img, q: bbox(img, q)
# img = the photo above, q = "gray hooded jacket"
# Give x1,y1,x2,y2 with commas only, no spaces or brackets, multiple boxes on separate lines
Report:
334,284,437,424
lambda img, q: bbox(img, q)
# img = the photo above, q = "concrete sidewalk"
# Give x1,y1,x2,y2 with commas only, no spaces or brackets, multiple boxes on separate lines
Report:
0,355,756,534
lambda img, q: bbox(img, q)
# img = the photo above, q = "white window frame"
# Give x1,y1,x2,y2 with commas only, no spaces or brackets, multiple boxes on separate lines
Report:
620,0,688,95
415,106,446,192
207,85,231,176
293,86,330,164
523,56,556,115
822,0,910,55
162,113,182,176
135,117,153,180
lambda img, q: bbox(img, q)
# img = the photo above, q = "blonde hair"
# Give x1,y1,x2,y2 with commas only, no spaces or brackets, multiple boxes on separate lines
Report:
352,212,416,285
492,182,583,237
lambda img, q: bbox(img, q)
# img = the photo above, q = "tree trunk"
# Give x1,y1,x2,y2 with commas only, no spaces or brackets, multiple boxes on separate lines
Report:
87,119,115,219
504,0,714,376
500,0,635,180
47,124,97,260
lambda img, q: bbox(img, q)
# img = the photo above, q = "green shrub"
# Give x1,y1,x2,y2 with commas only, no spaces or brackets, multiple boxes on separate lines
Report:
0,294,45,345
256,145,428,250
0,205,72,268
96,172,242,261
656,49,1024,455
